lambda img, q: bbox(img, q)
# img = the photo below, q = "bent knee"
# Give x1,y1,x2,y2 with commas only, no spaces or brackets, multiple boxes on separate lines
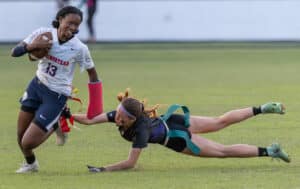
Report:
212,145,229,158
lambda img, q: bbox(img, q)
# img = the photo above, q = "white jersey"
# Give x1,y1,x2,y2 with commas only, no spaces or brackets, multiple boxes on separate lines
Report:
23,27,95,96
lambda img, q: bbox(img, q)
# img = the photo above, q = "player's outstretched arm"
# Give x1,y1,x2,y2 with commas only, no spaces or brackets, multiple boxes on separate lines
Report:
73,112,108,125
88,148,142,172
104,148,142,171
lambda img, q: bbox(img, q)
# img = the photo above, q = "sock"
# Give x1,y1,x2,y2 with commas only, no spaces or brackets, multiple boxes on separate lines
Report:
258,147,268,156
25,155,36,164
252,106,262,116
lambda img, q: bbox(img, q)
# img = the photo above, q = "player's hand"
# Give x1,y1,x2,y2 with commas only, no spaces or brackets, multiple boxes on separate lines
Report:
28,34,52,51
61,107,72,119
87,165,106,173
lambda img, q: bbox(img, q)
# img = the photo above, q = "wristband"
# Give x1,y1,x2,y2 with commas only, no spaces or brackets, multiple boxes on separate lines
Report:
11,43,28,57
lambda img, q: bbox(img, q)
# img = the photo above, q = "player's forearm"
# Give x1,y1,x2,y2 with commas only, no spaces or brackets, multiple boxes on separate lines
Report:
11,43,28,57
73,114,91,125
11,42,40,57
104,160,136,172
87,68,99,82
73,113,108,125
104,148,141,172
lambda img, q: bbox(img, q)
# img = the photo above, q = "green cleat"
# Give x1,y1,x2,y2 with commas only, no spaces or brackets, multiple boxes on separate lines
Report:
267,143,291,163
261,102,285,114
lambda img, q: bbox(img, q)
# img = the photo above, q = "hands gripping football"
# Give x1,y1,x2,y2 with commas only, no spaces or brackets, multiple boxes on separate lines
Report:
28,32,53,60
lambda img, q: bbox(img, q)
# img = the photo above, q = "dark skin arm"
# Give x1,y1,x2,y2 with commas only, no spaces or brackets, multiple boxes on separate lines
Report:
27,34,53,51
11,34,52,59
87,67,99,82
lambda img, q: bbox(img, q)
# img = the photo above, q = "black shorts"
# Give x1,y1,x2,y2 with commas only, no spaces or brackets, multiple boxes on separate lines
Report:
164,114,191,152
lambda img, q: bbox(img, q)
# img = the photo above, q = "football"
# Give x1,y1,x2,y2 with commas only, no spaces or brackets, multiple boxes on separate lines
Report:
29,32,53,60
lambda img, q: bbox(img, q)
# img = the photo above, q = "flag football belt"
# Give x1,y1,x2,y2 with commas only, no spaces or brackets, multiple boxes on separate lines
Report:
160,104,201,155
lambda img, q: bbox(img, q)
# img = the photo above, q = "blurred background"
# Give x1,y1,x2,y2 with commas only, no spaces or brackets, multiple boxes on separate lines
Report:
1,1,300,188
1,0,300,43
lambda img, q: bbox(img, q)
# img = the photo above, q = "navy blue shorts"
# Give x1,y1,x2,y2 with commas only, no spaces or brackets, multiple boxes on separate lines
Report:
20,77,68,132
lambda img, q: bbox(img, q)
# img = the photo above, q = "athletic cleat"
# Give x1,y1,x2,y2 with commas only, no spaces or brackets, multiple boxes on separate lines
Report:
55,128,68,146
267,143,291,163
16,160,39,173
87,165,105,173
261,102,285,114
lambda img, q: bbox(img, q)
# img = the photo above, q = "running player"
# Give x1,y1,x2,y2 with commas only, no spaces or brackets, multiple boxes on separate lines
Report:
11,6,102,173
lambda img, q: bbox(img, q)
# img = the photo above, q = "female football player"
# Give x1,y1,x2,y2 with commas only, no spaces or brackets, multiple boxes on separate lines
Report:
73,89,290,172
11,6,103,173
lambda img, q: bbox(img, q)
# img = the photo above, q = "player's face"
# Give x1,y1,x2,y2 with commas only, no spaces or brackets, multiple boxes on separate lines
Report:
58,13,81,41
115,107,136,128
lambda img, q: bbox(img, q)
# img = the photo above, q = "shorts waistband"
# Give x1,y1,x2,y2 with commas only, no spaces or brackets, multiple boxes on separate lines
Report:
34,76,68,99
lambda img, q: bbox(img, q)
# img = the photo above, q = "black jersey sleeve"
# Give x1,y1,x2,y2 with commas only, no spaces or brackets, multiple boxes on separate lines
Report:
131,119,149,148
132,130,149,148
106,110,116,122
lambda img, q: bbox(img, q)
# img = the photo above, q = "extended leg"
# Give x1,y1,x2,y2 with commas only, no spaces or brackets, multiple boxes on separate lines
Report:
181,134,290,162
189,102,285,134
186,134,259,158
189,107,254,133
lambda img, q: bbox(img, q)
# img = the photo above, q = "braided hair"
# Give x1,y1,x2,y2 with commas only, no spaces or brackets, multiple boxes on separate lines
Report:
117,89,159,119
52,6,83,28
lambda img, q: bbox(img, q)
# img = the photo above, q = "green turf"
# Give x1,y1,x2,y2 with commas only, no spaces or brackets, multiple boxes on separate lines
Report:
1,43,300,189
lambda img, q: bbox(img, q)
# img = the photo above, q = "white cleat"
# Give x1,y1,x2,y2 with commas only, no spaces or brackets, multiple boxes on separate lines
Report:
16,160,39,173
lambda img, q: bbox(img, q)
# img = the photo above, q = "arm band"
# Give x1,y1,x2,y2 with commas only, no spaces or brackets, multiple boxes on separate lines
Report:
87,81,103,119
11,43,28,57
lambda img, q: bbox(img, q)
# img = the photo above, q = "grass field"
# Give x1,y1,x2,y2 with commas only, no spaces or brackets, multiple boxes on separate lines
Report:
0,43,300,189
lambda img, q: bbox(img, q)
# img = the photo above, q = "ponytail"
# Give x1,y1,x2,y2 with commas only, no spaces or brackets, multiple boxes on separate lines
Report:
52,20,59,28
117,89,160,119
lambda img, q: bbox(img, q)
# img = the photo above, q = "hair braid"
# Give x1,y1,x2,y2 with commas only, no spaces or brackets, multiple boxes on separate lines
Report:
143,104,159,118
117,89,160,119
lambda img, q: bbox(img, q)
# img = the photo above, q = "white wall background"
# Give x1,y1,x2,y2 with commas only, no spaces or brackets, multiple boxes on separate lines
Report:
1,0,300,42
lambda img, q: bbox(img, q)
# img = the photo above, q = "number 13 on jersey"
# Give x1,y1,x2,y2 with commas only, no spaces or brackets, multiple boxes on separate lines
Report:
46,62,57,77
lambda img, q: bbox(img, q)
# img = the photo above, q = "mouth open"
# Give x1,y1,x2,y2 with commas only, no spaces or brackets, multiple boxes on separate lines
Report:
65,30,73,38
